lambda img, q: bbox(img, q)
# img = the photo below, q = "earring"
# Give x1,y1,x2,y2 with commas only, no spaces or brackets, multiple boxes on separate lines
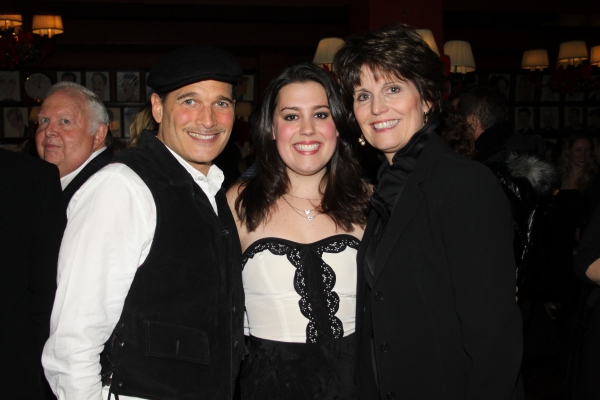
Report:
423,111,430,126
358,134,366,146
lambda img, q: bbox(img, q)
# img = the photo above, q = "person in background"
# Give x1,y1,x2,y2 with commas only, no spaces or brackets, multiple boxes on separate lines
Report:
458,85,556,305
127,102,157,148
228,62,370,399
335,23,523,399
35,82,112,209
0,149,66,399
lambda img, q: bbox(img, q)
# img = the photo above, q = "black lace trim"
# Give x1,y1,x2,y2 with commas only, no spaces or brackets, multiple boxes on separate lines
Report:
243,242,317,343
314,238,360,340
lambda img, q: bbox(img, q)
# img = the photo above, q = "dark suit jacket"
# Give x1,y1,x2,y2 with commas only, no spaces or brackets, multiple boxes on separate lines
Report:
62,148,112,209
0,149,66,399
356,134,523,400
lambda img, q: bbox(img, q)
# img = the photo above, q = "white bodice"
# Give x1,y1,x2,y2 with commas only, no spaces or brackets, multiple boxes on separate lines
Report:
242,235,359,343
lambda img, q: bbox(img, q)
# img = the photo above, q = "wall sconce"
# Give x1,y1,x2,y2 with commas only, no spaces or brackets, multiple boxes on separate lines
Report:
0,14,23,31
313,38,344,71
521,49,549,71
443,40,476,74
591,46,600,66
557,40,588,67
32,15,64,38
416,29,440,56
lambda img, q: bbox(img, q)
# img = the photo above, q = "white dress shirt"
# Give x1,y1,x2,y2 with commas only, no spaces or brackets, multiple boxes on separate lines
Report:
60,147,107,190
42,141,224,400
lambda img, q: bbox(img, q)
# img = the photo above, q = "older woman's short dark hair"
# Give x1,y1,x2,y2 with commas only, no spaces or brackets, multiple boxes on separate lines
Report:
334,23,446,120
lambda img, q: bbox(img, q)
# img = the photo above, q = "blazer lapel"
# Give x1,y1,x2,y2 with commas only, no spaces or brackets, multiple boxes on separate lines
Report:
372,134,449,284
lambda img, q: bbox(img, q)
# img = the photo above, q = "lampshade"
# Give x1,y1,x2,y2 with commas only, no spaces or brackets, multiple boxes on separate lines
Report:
313,38,344,68
557,40,588,67
416,29,440,56
591,46,600,66
235,102,252,119
443,40,476,74
32,15,64,38
0,14,22,30
521,49,549,71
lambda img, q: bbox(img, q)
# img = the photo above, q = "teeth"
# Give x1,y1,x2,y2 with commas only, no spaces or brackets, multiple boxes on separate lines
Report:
373,120,399,130
294,143,320,151
189,132,217,140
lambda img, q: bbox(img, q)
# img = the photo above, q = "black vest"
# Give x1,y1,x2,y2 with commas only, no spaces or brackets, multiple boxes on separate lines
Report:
100,130,244,400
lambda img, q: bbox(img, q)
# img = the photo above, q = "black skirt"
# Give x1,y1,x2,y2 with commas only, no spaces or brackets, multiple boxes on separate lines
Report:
240,334,358,400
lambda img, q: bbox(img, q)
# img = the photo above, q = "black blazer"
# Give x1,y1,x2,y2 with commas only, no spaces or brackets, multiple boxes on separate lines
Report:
62,148,112,209
0,149,66,399
356,134,523,400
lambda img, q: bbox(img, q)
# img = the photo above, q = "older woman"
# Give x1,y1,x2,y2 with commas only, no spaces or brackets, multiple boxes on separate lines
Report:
334,24,523,399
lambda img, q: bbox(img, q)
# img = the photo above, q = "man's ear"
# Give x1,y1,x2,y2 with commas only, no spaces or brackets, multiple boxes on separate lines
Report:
467,114,481,130
93,123,108,151
151,92,163,124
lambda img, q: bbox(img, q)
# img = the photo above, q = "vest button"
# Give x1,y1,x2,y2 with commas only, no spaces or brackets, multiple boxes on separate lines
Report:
380,343,390,352
386,392,396,399
234,340,239,349
117,380,124,387
221,229,229,236
374,291,384,301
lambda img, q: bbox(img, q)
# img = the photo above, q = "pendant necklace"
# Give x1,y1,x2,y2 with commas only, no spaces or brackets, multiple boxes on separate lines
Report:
282,195,320,222
286,192,322,201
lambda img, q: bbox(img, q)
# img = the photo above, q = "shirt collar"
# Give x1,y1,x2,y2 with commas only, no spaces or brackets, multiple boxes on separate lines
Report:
162,144,225,197
60,147,107,190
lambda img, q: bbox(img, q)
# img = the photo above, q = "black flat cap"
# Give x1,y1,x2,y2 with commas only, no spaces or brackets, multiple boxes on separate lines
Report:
147,45,242,93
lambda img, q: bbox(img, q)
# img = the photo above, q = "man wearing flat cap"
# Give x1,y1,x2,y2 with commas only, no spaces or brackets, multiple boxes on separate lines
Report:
43,46,244,400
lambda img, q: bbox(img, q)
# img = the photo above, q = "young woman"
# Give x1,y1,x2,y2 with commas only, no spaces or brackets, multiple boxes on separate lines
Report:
227,63,370,399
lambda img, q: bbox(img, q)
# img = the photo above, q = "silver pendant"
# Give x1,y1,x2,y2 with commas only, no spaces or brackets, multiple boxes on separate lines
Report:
304,209,311,215
307,216,314,221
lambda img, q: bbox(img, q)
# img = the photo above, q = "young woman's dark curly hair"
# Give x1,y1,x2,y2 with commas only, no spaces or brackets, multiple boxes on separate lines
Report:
234,62,370,232
333,23,474,158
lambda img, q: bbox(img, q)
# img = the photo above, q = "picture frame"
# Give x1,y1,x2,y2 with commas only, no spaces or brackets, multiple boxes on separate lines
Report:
86,71,111,102
106,107,122,138
117,71,141,103
236,74,255,102
0,71,21,102
2,107,29,138
58,71,81,84
123,107,141,138
515,106,534,134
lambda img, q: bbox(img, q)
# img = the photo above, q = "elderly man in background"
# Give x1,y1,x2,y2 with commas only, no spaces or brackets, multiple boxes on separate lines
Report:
43,45,244,400
35,82,112,208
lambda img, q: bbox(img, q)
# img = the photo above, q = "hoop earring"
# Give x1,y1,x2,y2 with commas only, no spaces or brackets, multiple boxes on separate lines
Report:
358,134,366,146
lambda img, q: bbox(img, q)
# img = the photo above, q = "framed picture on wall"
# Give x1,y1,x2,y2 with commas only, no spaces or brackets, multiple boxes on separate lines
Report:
0,71,21,102
117,71,140,102
541,75,560,102
515,106,534,134
488,74,510,101
123,107,140,138
540,107,560,138
564,107,583,132
3,107,29,138
236,74,255,102
86,71,110,102
515,75,535,102
106,107,122,138
58,71,81,84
